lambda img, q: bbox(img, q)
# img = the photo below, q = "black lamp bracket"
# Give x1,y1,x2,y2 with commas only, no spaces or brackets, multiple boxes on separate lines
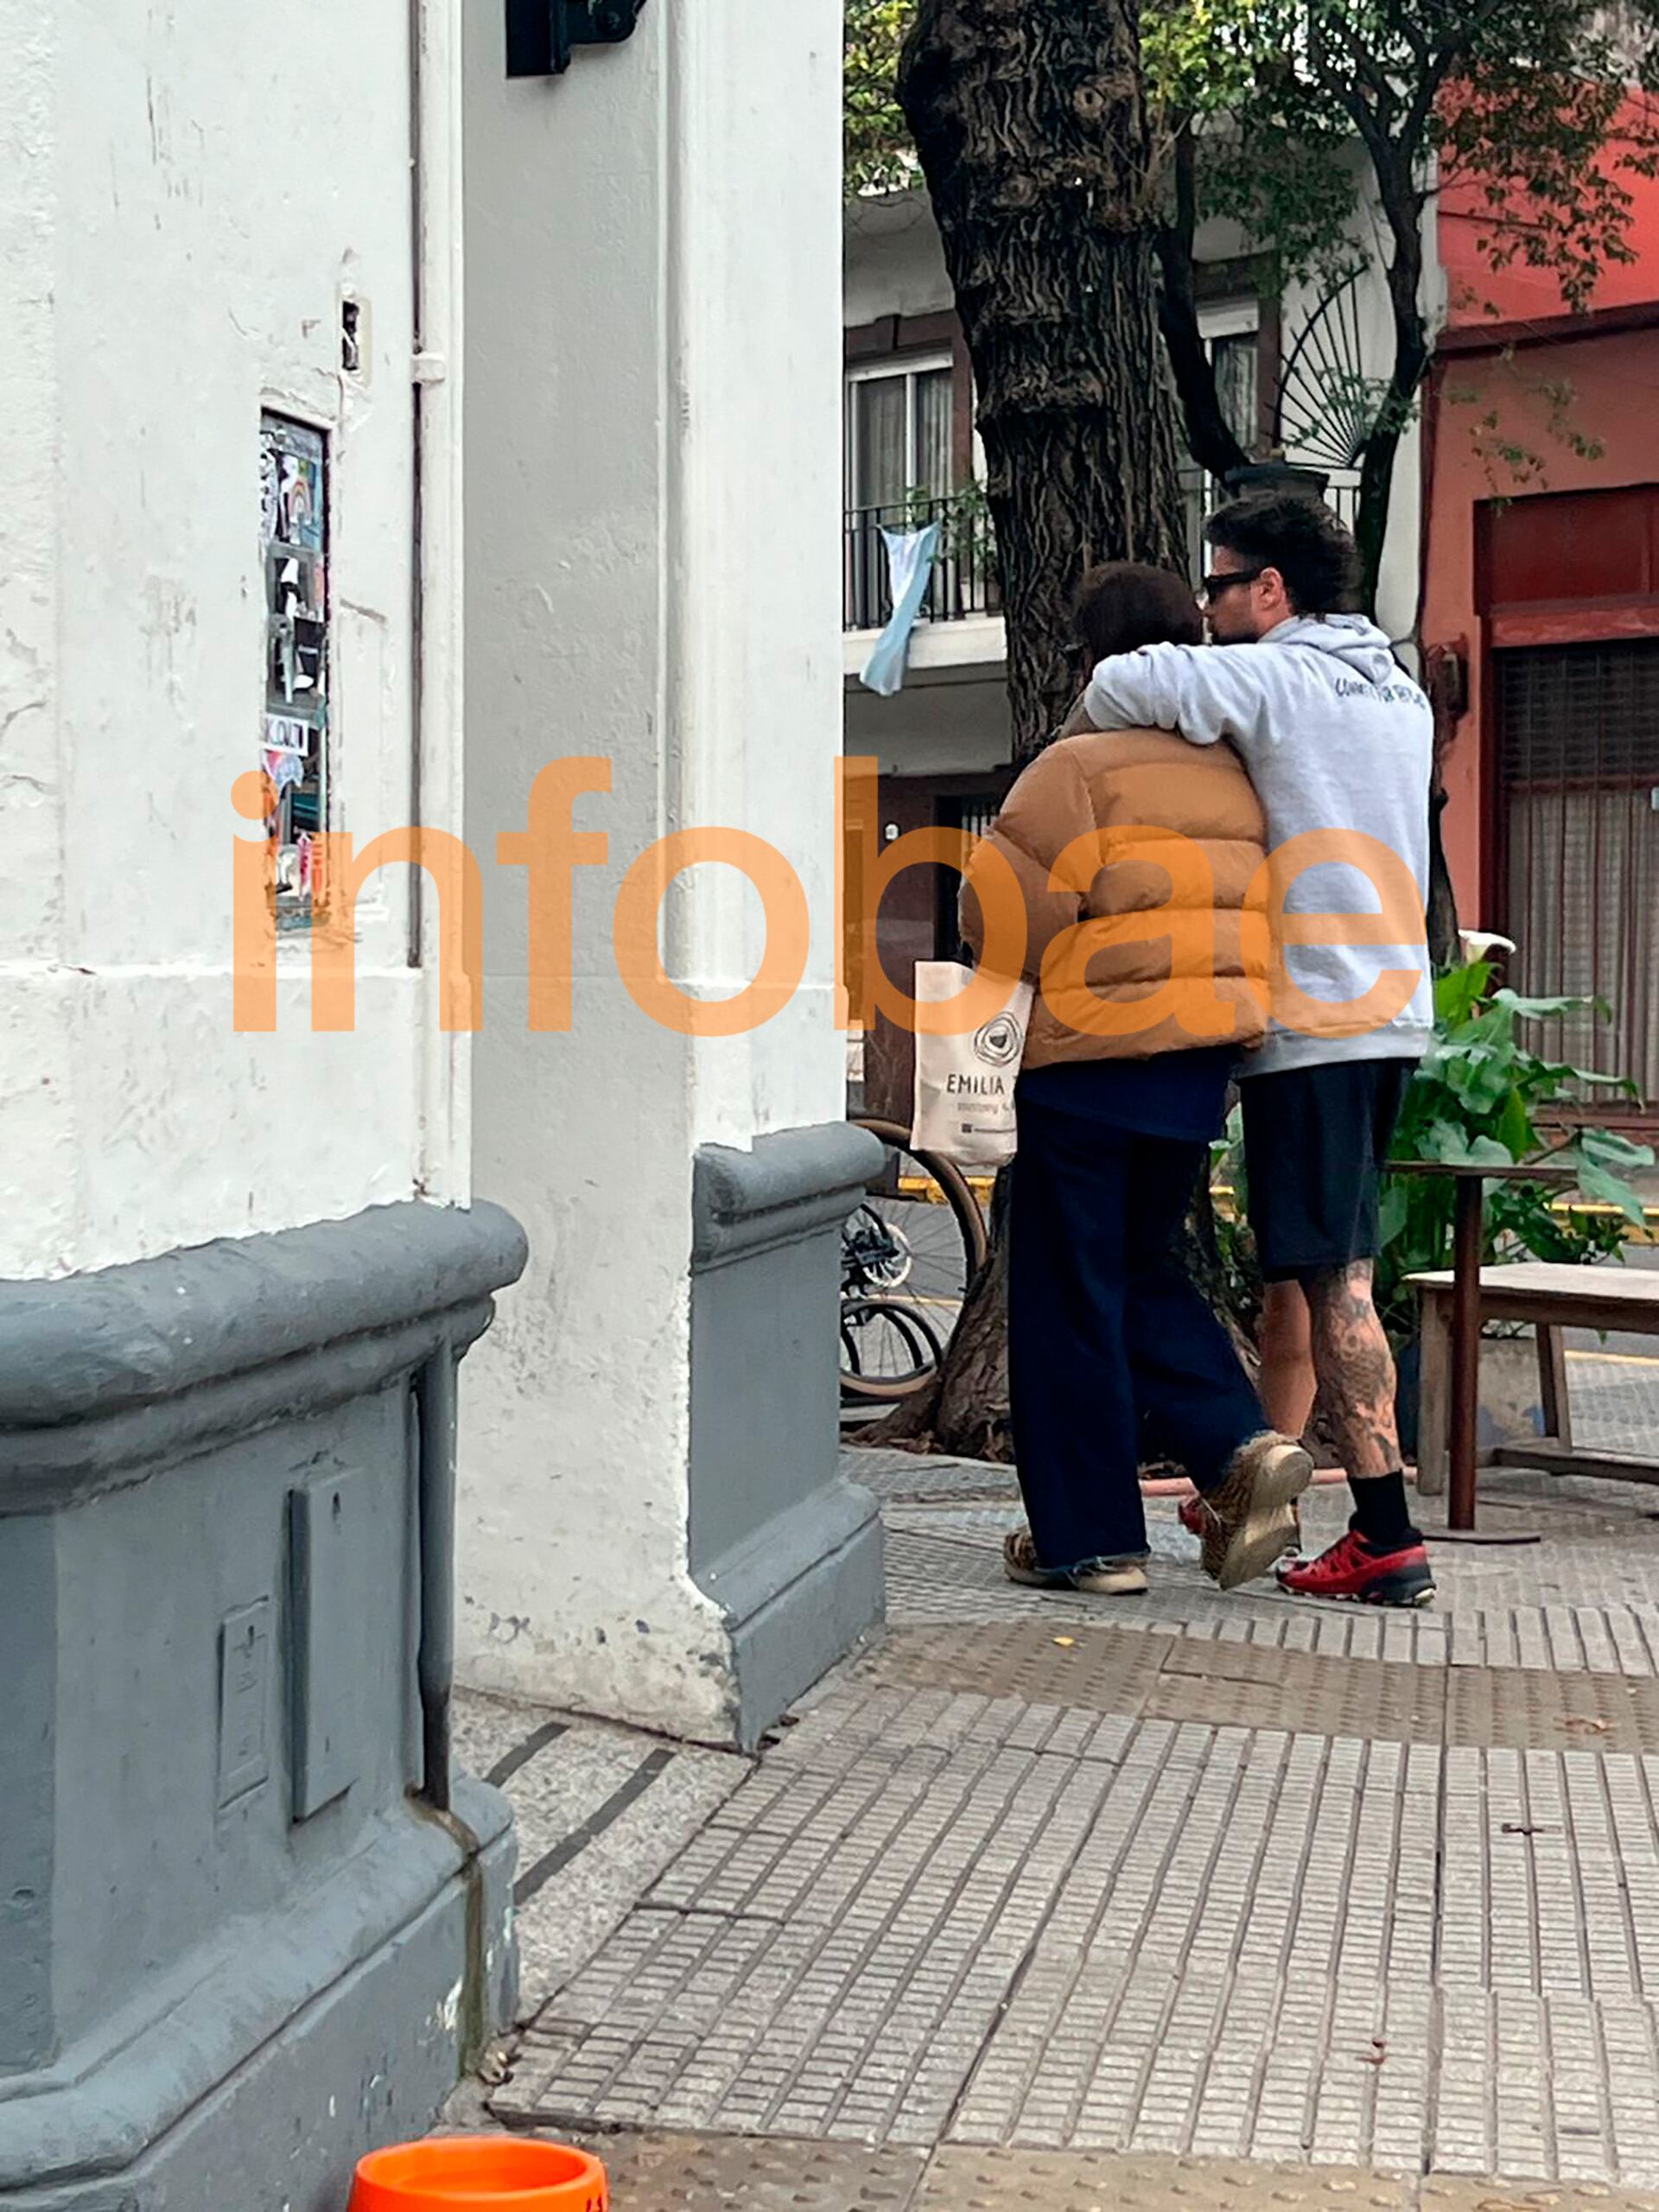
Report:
506,0,649,79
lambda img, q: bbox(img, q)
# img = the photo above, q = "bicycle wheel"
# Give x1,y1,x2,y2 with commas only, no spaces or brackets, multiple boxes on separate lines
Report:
839,1297,946,1401
844,1106,986,1397
852,1116,988,1276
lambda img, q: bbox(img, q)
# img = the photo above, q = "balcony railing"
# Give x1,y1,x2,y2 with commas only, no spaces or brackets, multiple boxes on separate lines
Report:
848,476,1363,638
844,493,1001,633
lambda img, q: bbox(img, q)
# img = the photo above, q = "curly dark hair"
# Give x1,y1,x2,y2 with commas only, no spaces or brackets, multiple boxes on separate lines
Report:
1071,562,1204,663
1205,493,1363,617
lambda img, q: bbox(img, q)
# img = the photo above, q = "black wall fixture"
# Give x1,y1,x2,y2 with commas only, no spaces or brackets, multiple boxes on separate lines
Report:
506,0,649,78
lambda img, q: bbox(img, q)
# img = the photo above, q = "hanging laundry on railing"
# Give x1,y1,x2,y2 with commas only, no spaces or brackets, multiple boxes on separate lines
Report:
861,522,941,697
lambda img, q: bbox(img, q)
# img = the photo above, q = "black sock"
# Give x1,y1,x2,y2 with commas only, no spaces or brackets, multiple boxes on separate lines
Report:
1350,1471,1415,1551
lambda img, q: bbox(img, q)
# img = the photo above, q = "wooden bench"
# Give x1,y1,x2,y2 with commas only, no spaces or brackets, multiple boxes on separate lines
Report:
1410,1261,1659,1497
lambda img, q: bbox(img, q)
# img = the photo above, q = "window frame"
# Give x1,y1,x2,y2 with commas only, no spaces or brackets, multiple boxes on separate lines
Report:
1201,297,1263,453
844,350,957,514
1179,298,1266,579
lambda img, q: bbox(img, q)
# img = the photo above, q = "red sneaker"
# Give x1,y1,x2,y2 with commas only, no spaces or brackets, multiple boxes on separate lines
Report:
1276,1529,1436,1608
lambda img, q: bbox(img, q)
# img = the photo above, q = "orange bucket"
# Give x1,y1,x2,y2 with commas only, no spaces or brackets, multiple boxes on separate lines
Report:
349,2136,607,2210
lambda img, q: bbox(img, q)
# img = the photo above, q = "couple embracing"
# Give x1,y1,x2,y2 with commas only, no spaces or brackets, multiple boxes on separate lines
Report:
962,493,1436,1610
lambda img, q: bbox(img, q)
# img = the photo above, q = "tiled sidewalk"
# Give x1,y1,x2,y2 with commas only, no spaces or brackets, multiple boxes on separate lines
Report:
479,1445,1659,2199
520,2133,1659,2210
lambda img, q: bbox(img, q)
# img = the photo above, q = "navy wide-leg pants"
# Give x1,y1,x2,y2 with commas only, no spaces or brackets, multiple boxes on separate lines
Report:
1008,1098,1265,1571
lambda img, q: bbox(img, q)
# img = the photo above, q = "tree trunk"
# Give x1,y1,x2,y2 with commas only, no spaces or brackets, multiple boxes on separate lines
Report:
1351,128,1433,622
866,0,1212,1465
898,0,1187,760
857,1169,1012,1459
1351,131,1458,969
1423,654,1464,971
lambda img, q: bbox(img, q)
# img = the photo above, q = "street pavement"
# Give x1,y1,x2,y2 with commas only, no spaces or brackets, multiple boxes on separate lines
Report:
454,1359,1659,2209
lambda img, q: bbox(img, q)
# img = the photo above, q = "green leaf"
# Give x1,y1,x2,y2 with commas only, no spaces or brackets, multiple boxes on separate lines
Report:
1412,1121,1516,1169
1526,1058,1633,1091
1575,1163,1651,1229
1495,1085,1535,1161
844,0,914,198
1377,1184,1409,1247
1466,1135,1520,1167
1492,987,1599,1021
1442,1045,1515,1116
1414,1119,1471,1165
1435,962,1491,1027
1577,1128,1656,1171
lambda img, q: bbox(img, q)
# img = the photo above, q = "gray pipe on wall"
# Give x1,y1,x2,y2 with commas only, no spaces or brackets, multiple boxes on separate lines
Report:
415,1345,458,1814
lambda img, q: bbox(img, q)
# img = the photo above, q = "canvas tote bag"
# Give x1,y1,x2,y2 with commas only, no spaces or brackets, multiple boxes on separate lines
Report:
909,962,1034,1169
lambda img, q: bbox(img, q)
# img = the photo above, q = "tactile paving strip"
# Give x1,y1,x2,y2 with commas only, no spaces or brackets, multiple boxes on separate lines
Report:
915,2146,1414,2209
518,2135,1659,2212
563,2130,928,2209
1150,1634,1449,1742
858,1623,1444,1744
855,1623,1168,1717
860,1623,1659,1752
1421,2183,1659,2212
1446,1665,1659,1754
1141,1657,1446,1742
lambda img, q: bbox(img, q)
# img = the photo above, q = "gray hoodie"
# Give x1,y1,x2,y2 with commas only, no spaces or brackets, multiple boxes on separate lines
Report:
1083,614,1433,1077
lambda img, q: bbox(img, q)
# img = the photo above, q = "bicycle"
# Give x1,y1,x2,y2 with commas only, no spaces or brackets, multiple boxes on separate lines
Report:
839,1117,988,1402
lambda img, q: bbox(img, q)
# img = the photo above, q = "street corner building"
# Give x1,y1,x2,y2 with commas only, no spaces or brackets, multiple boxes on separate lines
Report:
458,0,883,1754
0,0,871,2206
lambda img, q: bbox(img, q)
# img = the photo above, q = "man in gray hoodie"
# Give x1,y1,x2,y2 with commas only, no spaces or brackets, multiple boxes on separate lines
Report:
1081,495,1435,1608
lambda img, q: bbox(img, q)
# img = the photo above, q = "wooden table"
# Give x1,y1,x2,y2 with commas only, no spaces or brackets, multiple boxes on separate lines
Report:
1408,1260,1659,1500
1391,1160,1577,1539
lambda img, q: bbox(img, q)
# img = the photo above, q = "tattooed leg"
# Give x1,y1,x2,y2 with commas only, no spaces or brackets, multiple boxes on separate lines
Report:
1305,1260,1400,1478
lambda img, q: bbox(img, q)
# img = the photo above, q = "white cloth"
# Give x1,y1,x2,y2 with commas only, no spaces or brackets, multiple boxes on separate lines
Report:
861,523,941,698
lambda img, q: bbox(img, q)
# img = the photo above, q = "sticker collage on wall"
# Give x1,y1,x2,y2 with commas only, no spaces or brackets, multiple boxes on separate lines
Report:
259,413,329,918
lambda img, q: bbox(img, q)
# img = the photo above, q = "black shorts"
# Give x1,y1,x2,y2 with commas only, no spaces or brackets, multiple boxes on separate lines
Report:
1240,1058,1417,1284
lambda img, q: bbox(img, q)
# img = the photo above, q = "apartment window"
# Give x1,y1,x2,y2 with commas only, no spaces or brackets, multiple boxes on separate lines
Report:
1207,303,1262,454
1179,302,1262,579
258,412,330,923
846,356,955,513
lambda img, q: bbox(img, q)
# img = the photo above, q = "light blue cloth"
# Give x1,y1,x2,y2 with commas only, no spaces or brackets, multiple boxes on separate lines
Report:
860,522,941,697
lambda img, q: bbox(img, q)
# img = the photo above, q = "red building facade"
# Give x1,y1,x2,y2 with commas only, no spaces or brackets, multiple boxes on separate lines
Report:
1423,108,1659,1114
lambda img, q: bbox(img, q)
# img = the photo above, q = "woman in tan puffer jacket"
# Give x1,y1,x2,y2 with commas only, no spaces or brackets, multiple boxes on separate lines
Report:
961,564,1310,1600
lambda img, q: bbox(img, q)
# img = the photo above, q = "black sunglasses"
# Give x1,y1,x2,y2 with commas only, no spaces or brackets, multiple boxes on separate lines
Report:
1200,565,1268,601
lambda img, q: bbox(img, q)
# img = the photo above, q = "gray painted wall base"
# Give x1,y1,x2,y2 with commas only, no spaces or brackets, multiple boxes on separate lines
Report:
4,1783,514,2212
690,1122,887,1749
707,1478,885,1752
0,1202,528,2212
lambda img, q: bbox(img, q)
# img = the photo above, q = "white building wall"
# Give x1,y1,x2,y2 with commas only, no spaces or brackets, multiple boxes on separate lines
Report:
672,1,847,1148
460,0,846,1732
0,0,460,1281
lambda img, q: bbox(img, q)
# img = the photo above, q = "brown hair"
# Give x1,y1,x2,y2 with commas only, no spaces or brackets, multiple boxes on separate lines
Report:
1072,563,1205,663
1206,494,1362,615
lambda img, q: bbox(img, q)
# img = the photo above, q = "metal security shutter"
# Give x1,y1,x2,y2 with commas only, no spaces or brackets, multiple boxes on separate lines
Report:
1496,640,1659,1109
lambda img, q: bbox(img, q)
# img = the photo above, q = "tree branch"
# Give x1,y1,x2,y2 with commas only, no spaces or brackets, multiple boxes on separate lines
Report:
1156,124,1249,485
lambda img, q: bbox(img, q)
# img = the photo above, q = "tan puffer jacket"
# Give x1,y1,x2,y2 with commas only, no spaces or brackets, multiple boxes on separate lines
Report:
961,728,1269,1068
